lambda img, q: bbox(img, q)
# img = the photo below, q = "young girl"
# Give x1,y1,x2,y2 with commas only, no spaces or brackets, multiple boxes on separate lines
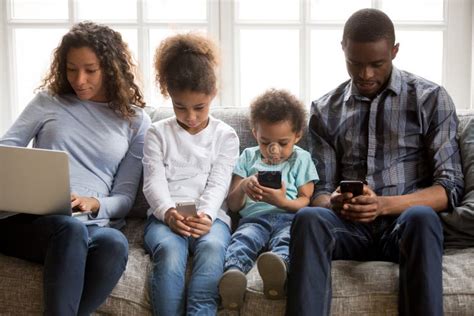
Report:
219,89,318,310
142,33,239,315
0,22,150,315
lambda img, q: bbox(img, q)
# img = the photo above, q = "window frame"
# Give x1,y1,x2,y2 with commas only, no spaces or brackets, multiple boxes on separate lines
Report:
219,0,473,111
0,0,472,135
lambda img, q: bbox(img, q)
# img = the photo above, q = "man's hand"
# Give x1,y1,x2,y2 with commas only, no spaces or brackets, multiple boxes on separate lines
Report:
339,185,383,223
184,212,212,238
71,193,100,213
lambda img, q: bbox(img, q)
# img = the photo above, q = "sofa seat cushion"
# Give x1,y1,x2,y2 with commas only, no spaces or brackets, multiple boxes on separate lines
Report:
238,248,474,316
1,223,474,315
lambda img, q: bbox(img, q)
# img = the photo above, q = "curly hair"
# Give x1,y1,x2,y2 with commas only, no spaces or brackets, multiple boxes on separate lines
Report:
342,9,395,45
39,21,145,119
154,33,219,97
250,89,307,133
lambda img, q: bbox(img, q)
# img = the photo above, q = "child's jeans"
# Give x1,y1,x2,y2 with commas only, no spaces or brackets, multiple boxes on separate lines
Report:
144,215,231,316
224,212,294,273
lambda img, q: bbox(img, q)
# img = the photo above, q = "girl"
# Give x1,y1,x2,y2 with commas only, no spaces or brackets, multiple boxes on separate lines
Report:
0,22,150,315
143,33,239,315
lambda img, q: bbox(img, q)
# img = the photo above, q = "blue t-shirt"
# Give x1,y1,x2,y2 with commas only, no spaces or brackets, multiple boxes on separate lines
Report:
233,145,319,218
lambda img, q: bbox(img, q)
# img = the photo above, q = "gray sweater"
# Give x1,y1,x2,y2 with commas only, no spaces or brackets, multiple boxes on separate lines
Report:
0,91,151,227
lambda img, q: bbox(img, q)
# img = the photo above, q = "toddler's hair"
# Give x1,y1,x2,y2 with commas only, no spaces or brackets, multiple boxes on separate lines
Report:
250,89,306,133
154,33,219,97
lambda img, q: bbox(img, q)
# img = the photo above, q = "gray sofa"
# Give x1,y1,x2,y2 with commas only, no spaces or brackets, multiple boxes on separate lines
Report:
1,107,474,315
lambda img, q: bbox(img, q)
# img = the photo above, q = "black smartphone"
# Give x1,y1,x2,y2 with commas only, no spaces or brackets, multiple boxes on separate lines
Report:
257,171,282,189
340,180,364,196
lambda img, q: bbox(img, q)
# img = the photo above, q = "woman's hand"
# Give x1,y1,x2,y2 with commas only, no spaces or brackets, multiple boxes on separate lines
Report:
185,212,212,238
71,193,100,213
165,209,192,237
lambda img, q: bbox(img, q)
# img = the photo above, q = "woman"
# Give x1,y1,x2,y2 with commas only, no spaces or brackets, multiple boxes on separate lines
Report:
0,21,151,315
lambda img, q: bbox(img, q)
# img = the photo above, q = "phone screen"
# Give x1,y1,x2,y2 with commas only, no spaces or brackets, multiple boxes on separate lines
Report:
258,171,282,189
340,180,364,196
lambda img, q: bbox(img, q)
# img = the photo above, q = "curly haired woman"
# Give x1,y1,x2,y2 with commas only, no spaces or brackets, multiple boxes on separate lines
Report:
0,21,151,315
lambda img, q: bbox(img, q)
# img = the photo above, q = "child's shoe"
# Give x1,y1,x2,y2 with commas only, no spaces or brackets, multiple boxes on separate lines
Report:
219,269,247,310
257,252,287,299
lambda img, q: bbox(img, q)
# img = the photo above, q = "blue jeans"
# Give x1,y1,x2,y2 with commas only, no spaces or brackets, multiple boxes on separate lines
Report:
0,213,128,316
286,206,444,316
144,216,231,316
224,213,294,273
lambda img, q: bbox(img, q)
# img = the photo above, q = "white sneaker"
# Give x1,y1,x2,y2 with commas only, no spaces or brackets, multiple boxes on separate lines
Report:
219,269,247,310
257,252,287,300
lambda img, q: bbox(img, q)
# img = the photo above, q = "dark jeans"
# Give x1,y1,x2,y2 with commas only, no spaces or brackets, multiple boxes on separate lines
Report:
0,213,128,316
286,206,443,316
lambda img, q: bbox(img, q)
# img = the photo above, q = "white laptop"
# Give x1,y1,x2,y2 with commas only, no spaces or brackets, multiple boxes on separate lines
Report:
0,145,72,216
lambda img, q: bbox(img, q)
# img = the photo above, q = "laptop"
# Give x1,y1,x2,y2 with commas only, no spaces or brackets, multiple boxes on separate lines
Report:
0,145,72,216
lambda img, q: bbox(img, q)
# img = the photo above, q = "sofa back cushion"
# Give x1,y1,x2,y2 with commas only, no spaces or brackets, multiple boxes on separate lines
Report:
442,114,474,247
128,109,473,219
128,106,309,218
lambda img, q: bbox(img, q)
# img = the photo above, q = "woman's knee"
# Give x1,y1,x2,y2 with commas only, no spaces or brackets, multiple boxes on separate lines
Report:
49,215,88,245
93,228,129,259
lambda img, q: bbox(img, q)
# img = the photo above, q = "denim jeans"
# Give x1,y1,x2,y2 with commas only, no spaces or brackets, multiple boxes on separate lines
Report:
286,206,443,316
0,213,128,316
144,215,231,316
224,212,294,273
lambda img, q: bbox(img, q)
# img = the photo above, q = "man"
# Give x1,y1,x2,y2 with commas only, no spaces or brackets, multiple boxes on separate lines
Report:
286,8,464,316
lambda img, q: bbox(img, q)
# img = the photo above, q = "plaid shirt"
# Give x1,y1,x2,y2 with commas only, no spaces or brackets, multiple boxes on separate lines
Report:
310,67,464,210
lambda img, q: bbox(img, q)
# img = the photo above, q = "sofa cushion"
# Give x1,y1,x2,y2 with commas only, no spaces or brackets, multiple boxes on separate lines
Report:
1,111,474,316
442,115,474,247
3,243,473,315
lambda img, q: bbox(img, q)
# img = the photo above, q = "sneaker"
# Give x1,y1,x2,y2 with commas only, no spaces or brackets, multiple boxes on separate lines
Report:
219,269,247,310
257,252,287,299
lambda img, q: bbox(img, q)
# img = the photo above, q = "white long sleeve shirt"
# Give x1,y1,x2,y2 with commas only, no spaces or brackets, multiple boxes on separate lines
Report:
142,115,239,227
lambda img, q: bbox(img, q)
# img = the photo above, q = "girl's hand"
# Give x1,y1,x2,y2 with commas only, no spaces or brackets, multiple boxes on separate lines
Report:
184,212,212,238
165,209,192,237
259,181,287,208
71,193,100,213
241,175,263,201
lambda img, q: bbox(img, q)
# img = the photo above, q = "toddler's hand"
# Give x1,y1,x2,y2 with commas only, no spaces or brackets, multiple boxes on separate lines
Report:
242,175,263,201
259,181,287,208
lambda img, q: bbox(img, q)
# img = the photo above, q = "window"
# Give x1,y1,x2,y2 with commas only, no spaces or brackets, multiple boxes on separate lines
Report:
1,0,472,135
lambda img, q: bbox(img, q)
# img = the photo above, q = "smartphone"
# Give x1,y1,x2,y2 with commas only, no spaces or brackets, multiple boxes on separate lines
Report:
257,171,282,189
340,180,364,197
176,201,197,217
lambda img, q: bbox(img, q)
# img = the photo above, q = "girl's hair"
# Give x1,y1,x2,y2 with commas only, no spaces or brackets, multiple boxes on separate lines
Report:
250,89,307,133
39,21,145,119
154,33,219,97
